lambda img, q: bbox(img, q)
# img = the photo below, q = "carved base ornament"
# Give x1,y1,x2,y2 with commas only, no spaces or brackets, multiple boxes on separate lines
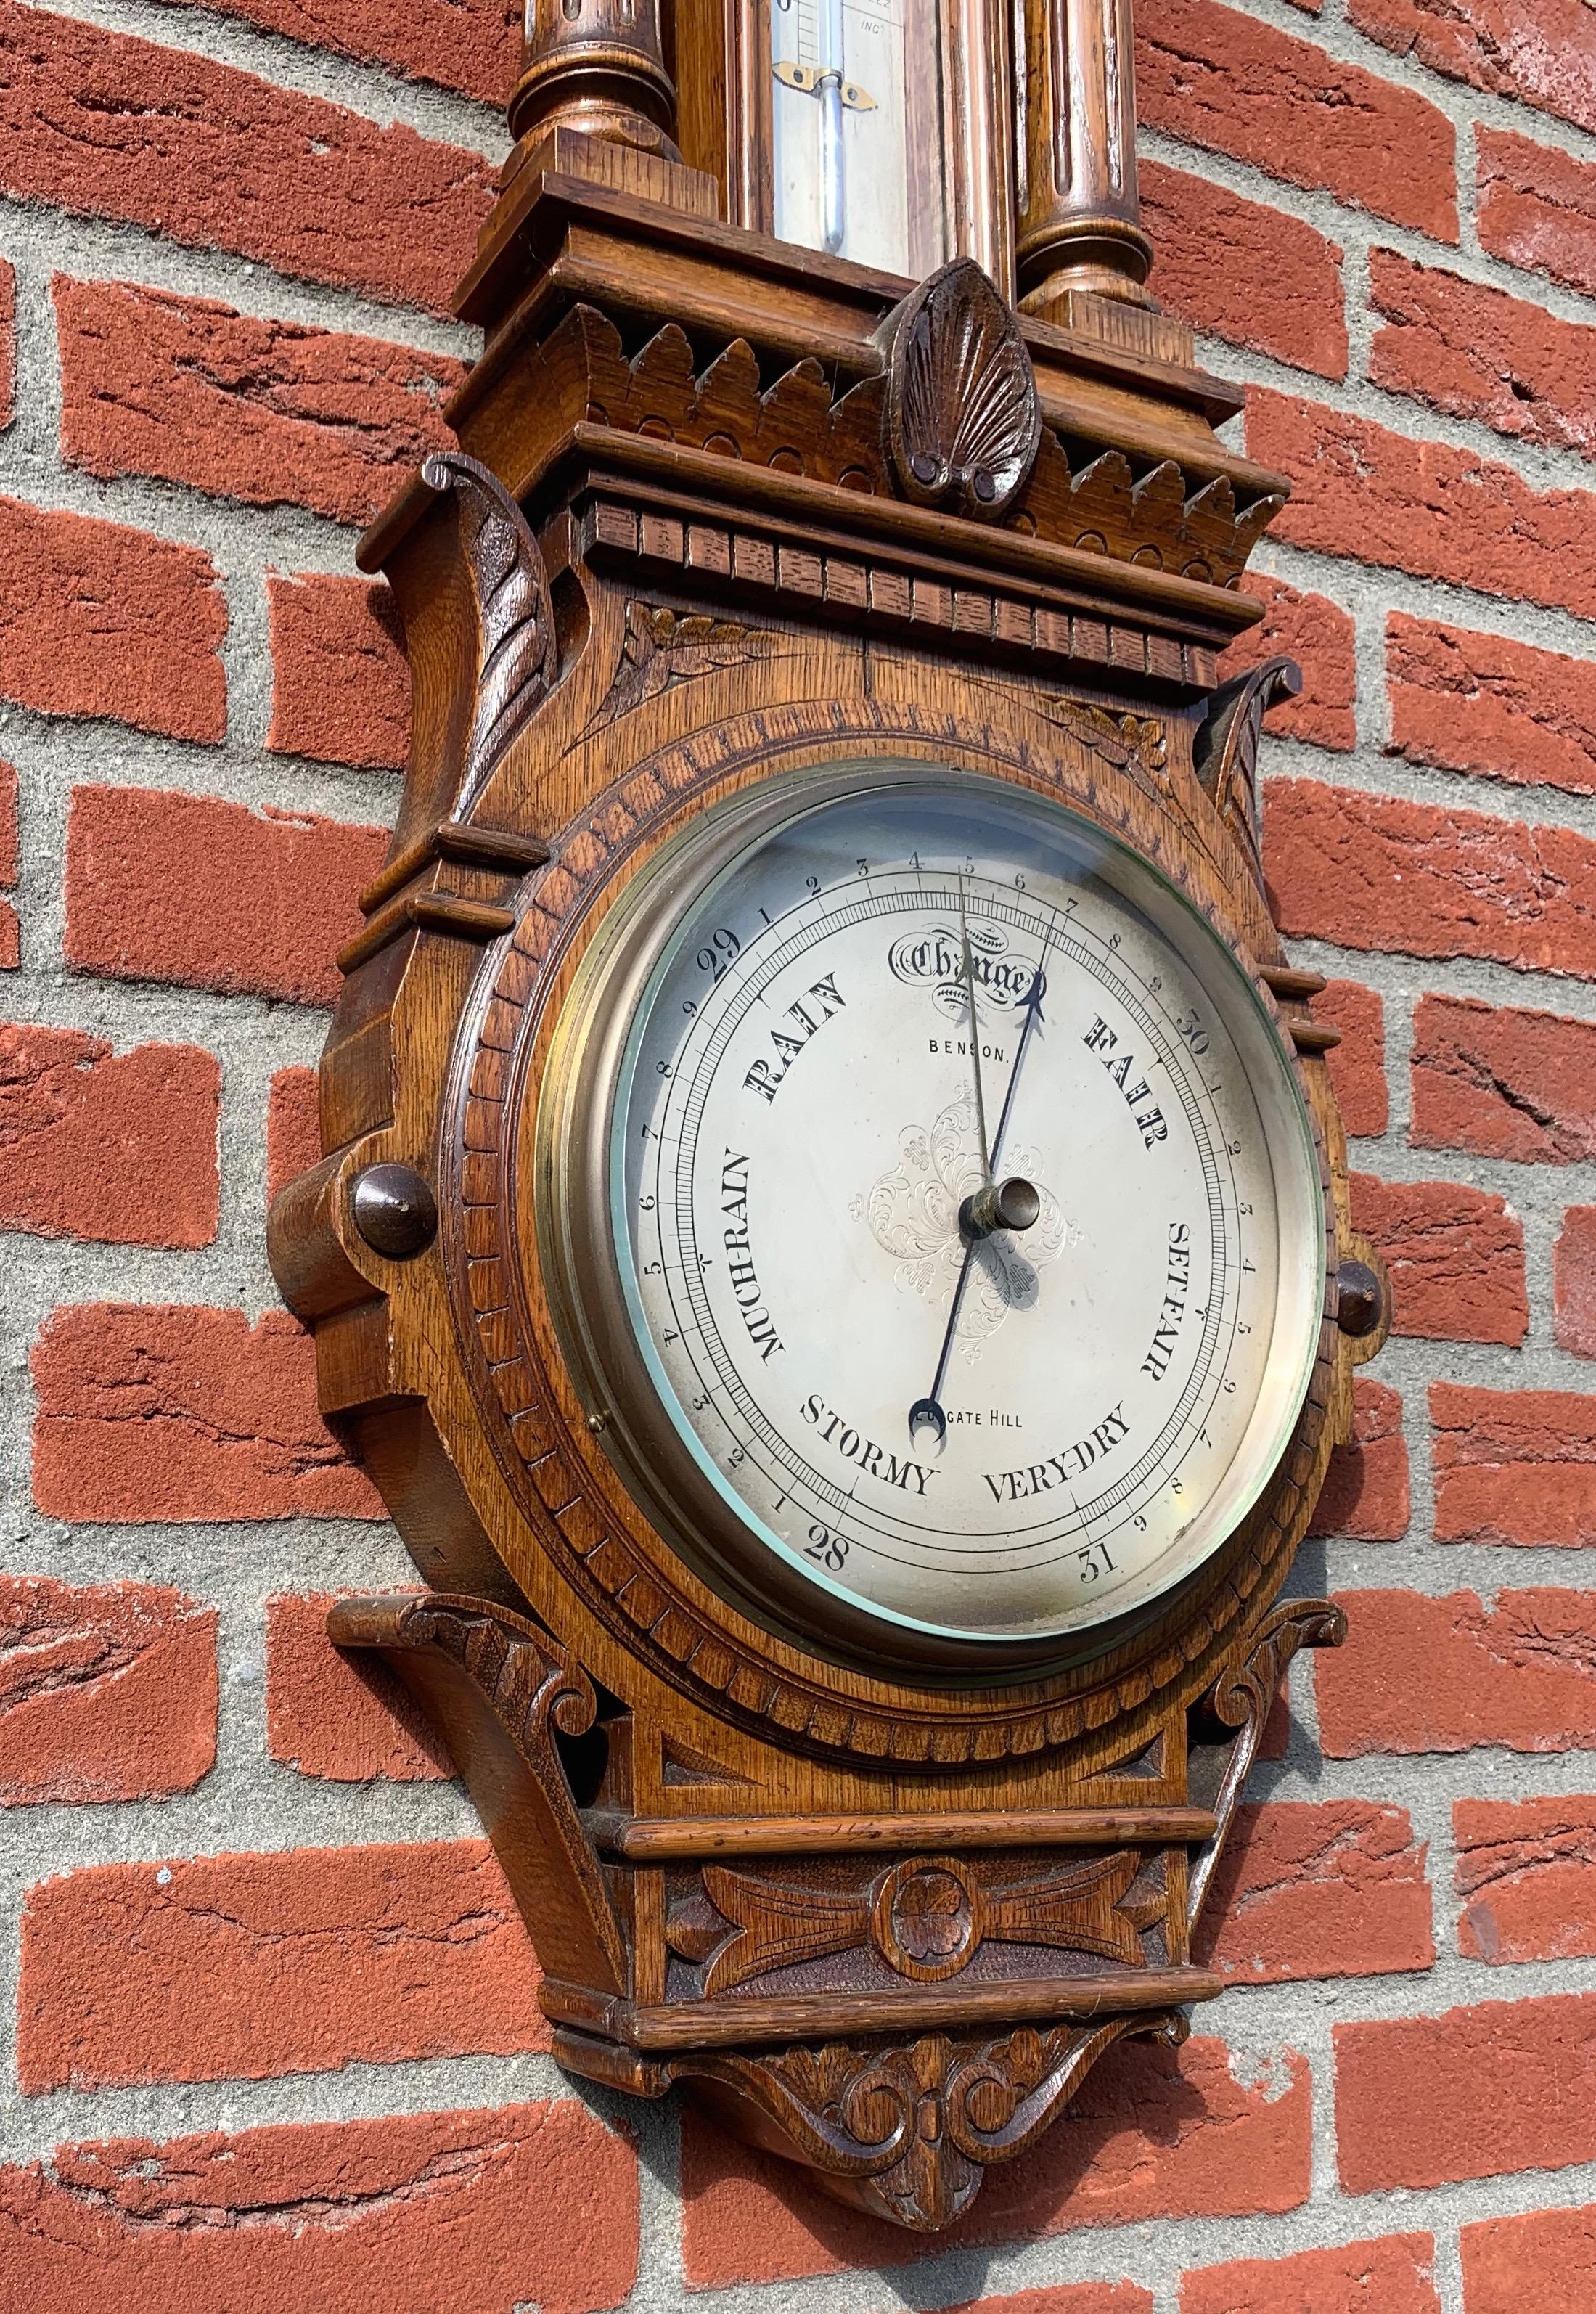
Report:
270,14,1390,2228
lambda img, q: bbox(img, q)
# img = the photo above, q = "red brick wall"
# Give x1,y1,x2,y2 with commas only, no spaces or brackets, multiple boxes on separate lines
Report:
4,0,1596,2303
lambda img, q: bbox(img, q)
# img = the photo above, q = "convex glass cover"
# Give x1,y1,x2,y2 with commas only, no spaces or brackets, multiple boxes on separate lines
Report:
541,771,1325,1656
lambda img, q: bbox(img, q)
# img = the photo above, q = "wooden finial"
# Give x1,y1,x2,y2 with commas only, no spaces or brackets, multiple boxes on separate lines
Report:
508,0,682,159
1014,0,1156,320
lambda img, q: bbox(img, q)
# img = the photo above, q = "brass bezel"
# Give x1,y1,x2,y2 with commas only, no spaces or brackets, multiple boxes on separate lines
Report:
533,759,1326,1677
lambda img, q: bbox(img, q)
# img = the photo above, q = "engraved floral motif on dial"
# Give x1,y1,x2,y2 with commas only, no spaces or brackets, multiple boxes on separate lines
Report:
602,769,1323,1647
859,1098,1067,1362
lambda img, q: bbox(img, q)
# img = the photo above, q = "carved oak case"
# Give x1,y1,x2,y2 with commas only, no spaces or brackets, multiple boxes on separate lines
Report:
269,0,1388,2233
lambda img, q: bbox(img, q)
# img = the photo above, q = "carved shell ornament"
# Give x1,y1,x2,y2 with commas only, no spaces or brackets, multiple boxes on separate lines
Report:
884,258,1044,521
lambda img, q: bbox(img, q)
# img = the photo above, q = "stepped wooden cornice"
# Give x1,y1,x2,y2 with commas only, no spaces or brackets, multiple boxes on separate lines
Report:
361,175,1287,687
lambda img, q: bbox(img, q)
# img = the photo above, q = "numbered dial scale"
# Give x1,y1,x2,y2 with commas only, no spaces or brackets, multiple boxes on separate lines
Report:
538,769,1326,1667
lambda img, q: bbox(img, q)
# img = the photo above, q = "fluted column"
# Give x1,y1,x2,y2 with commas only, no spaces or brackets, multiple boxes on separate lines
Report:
507,0,681,158
1014,0,1154,317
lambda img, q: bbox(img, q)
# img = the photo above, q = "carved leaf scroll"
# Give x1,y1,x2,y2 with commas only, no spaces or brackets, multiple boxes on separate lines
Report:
885,258,1043,522
1192,654,1302,888
1188,1595,1347,1929
671,2011,1187,2228
422,450,557,818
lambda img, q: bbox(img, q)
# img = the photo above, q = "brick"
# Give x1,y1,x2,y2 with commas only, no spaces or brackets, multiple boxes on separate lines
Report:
1218,576,1357,753
0,2100,638,2314
1350,1172,1526,1345
1193,1801,1432,1983
1412,993,1596,1163
1479,127,1596,303
1265,778,1596,984
30,1303,380,1522
0,1023,218,1246
18,1839,544,2091
65,785,385,1007
1182,2233,1441,2313
681,2035,1311,2286
1134,0,1457,238
1463,2203,1596,2312
1336,1990,1596,2190
266,1063,321,1206
1141,160,1346,378
0,255,12,428
57,279,463,526
1369,249,1596,461
1249,390,1596,619
266,1592,452,1781
1432,1382,1596,1548
268,572,410,769
1351,0,1596,136
152,0,518,106
0,1575,216,1804
1455,1796,1596,1963
0,496,224,740
1555,1205,1596,1355
1388,612,1596,796
1310,1377,1410,1541
0,3,494,314
1317,1587,1596,1756
1319,980,1387,1135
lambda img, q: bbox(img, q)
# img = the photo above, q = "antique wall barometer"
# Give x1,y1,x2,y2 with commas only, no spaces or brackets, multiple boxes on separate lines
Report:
271,0,1388,2232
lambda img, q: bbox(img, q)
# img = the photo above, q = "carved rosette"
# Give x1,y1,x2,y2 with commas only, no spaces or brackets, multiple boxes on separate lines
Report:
884,260,1043,522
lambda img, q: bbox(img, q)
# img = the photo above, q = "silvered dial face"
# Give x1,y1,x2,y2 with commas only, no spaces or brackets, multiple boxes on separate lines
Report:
605,772,1322,1647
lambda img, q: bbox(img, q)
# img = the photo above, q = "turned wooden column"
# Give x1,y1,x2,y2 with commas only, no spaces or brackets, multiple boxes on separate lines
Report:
1015,0,1155,317
507,0,681,160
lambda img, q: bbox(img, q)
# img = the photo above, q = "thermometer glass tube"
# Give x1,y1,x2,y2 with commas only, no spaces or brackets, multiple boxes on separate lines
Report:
769,0,949,277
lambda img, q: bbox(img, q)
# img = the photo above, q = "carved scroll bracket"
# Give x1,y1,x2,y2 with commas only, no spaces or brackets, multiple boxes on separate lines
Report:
881,259,1043,523
1187,1597,1347,1929
421,451,559,825
327,1592,629,1995
557,2009,1188,2230
1193,655,1301,889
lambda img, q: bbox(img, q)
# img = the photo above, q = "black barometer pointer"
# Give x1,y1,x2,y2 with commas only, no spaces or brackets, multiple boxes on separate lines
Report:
909,932,1049,1449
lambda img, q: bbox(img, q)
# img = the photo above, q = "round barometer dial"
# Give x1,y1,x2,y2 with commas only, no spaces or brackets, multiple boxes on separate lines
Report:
540,768,1325,1659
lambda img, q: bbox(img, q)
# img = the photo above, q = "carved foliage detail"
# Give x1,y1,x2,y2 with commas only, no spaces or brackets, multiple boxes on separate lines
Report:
422,450,557,816
885,259,1043,521
1192,655,1302,887
664,1848,1162,1995
1037,695,1169,783
674,2011,1187,2229
584,602,787,734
